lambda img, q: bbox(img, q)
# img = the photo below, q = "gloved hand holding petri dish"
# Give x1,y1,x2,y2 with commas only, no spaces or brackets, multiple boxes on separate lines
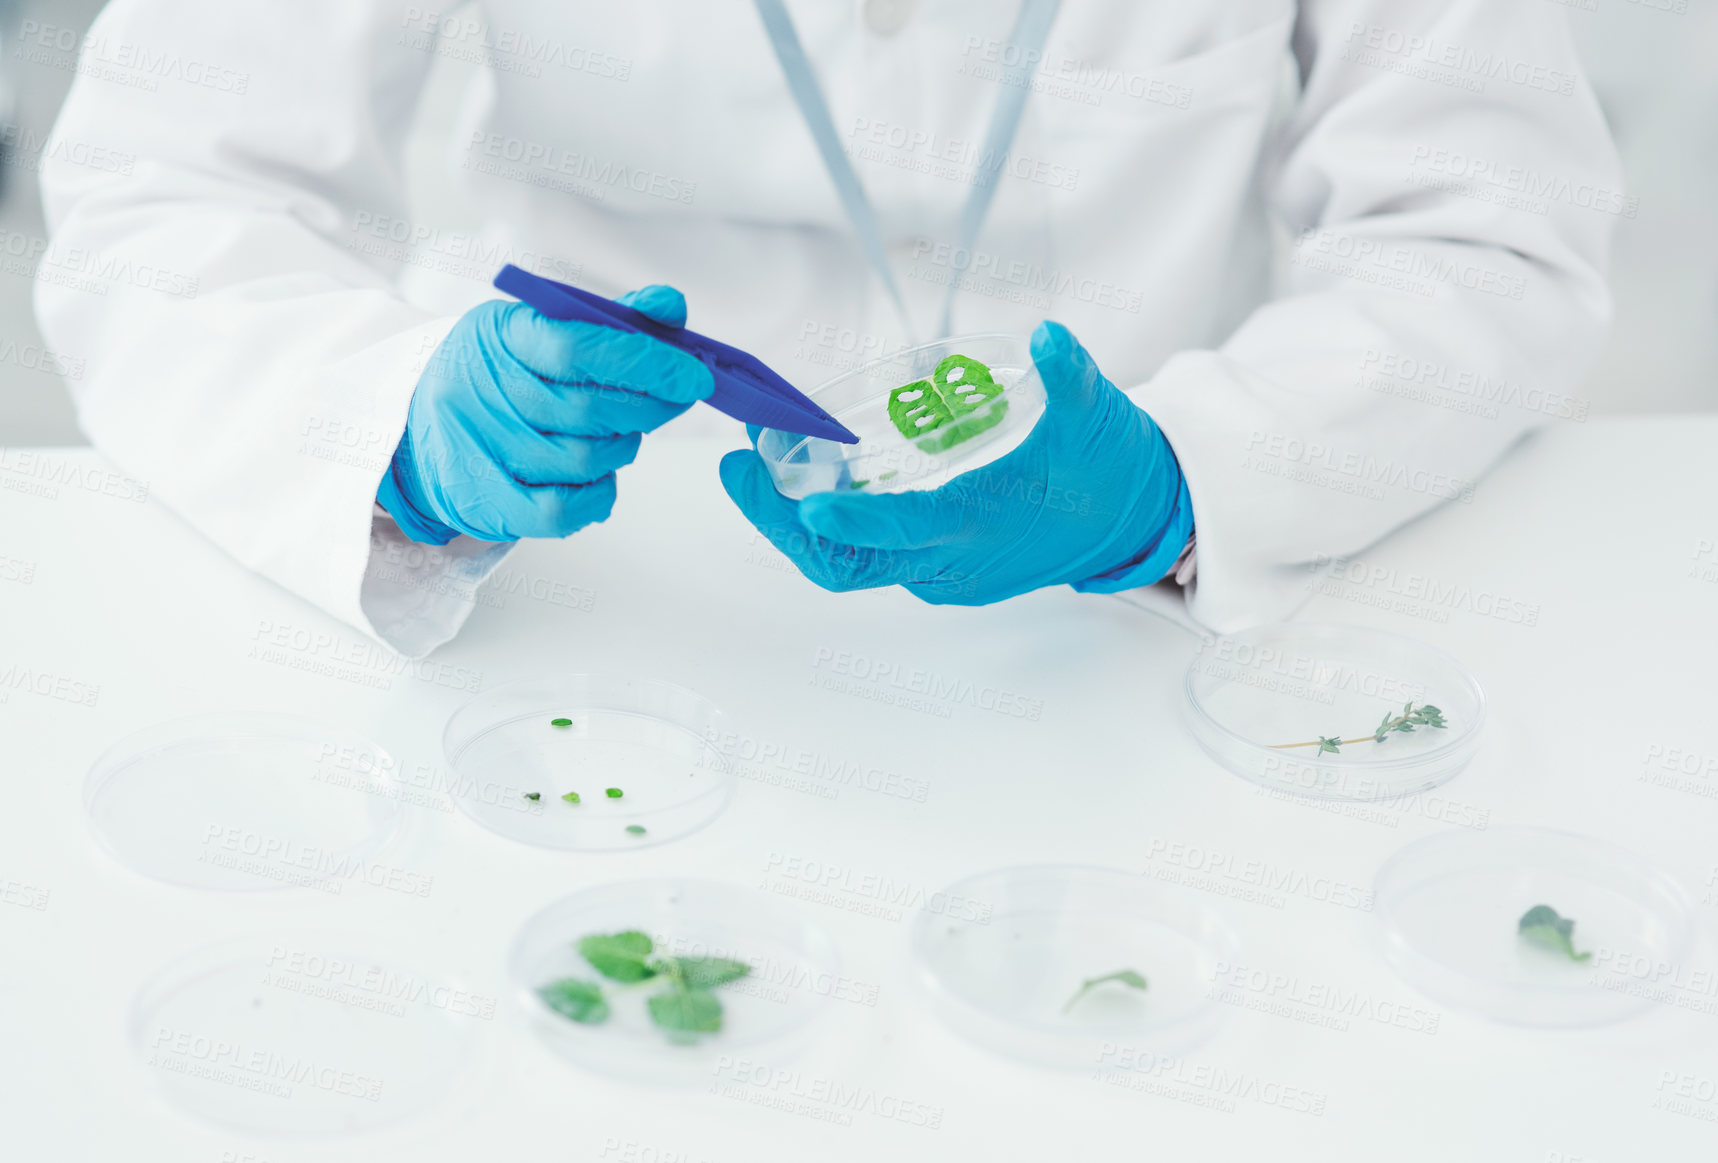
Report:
721,322,1195,605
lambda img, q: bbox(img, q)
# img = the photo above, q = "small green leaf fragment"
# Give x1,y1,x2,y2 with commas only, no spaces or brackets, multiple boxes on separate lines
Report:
523,792,541,801
625,824,647,835
647,986,723,1040
561,791,580,803
1317,736,1343,755
657,956,751,989
1518,904,1592,962
578,931,658,982
1062,968,1149,1014
550,717,573,727
538,978,609,1024
847,479,869,490
606,787,624,799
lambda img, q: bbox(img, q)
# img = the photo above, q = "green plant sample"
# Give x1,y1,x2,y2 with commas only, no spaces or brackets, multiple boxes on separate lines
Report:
562,791,581,804
626,825,647,835
1518,905,1592,962
538,930,751,1043
1271,702,1447,754
551,717,573,727
1063,969,1148,1014
886,354,1008,453
522,792,541,801
606,787,624,798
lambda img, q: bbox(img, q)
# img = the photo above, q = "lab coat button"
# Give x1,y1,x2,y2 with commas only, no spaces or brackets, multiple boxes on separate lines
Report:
863,0,915,36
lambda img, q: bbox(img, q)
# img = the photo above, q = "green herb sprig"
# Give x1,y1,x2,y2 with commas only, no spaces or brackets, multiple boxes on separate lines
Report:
538,931,751,1043
1271,702,1447,755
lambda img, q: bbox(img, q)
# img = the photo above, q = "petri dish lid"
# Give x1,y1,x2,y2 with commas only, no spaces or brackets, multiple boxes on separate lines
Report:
757,333,1046,500
1372,829,1697,1027
131,934,481,1135
509,879,842,1084
1183,623,1485,801
442,675,737,852
84,714,404,891
908,865,1240,1069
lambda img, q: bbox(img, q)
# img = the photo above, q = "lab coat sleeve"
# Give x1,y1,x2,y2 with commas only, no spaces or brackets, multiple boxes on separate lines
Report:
1129,0,1618,630
33,0,509,658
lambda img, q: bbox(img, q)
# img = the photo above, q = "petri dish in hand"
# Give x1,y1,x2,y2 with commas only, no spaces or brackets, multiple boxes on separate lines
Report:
757,333,1046,500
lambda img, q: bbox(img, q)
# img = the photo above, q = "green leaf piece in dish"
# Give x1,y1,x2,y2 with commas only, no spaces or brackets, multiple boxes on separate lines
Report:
647,986,724,1041
538,978,609,1024
551,717,572,727
1062,968,1149,1014
578,931,659,982
659,956,751,990
1518,905,1592,962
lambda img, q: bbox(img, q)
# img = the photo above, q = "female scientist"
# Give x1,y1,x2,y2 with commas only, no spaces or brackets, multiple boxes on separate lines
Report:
36,0,1617,655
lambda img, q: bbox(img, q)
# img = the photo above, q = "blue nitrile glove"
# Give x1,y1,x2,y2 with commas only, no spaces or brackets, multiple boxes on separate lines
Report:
377,286,712,544
719,321,1193,603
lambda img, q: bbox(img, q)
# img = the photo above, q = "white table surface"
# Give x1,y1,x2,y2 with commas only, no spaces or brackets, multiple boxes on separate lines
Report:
3,419,1716,1163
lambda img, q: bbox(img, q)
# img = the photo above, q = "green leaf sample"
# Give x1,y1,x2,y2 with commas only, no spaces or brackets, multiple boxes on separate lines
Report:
562,791,581,804
523,792,541,801
1062,968,1149,1014
1518,905,1592,962
578,931,659,982
551,717,573,727
537,978,609,1023
541,934,752,1043
661,956,751,990
625,824,647,835
646,987,724,1041
606,787,624,799
1272,702,1448,753
885,354,1009,454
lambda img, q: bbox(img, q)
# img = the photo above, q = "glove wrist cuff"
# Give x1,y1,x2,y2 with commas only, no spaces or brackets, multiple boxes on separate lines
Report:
376,463,460,546
1070,471,1195,594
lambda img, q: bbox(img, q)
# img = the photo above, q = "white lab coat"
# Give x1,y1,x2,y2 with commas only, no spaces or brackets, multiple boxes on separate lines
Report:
36,0,1617,656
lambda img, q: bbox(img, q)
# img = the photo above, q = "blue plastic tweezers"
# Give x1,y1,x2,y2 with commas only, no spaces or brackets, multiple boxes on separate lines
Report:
493,264,858,444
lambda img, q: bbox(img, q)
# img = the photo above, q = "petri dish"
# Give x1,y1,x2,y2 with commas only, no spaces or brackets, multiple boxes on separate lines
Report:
84,714,404,891
1183,623,1484,801
1372,829,1697,1027
509,879,841,1084
442,675,737,852
758,333,1046,500
131,934,480,1135
909,865,1240,1070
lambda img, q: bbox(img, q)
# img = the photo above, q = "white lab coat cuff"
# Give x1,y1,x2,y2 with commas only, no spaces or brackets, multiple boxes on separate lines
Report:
360,508,514,658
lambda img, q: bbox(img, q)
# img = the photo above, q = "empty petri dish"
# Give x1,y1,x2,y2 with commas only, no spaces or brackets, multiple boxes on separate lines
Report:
442,676,737,852
1183,623,1484,801
757,333,1046,500
509,879,842,1084
909,865,1240,1069
1372,829,1697,1027
84,714,404,891
131,934,481,1135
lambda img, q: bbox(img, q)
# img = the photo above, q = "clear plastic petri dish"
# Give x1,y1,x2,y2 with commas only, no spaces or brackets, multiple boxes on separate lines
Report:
442,676,737,852
509,879,841,1084
1372,829,1697,1028
908,865,1240,1070
1183,623,1484,801
758,333,1046,500
131,934,480,1135
84,714,404,892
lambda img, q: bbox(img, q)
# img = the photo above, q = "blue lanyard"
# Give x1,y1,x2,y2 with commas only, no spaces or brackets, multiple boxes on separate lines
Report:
754,0,1062,340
